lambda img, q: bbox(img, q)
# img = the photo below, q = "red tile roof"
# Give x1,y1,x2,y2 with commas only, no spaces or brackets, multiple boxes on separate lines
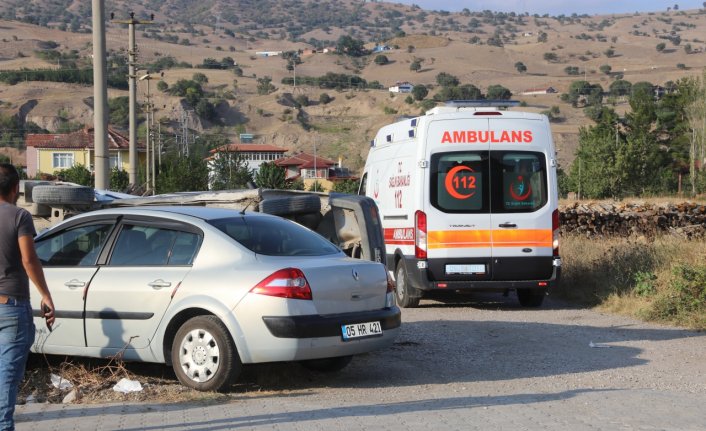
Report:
210,144,288,154
275,152,336,168
25,126,143,150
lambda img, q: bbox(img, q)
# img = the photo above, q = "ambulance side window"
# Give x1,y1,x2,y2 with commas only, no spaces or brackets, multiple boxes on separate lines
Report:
492,152,547,213
359,173,367,196
430,151,489,213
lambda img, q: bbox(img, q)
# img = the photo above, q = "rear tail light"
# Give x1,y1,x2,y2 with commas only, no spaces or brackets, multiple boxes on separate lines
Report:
552,209,560,257
385,270,396,308
251,268,312,300
415,210,427,259
386,271,396,293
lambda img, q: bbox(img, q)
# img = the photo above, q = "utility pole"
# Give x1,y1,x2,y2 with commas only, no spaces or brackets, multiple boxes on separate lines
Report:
140,72,157,193
112,12,154,186
92,0,109,190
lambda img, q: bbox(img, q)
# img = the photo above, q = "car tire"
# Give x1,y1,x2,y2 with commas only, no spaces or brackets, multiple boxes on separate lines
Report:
301,355,353,372
171,315,241,392
259,195,321,216
32,185,94,205
395,262,420,308
294,211,323,230
517,289,546,307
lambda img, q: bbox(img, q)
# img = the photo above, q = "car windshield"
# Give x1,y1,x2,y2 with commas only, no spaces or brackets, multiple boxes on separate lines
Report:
208,216,340,256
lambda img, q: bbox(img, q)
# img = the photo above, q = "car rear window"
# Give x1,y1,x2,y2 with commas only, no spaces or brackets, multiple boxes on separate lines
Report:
209,216,340,256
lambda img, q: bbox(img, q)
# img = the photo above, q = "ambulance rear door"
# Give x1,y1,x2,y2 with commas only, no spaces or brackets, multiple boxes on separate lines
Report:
424,117,493,282
488,116,555,281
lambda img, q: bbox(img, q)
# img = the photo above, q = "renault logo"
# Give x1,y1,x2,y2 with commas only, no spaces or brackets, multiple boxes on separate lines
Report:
352,269,360,281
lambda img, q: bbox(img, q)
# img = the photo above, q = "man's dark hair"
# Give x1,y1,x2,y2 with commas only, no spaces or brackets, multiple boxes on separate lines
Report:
0,163,20,197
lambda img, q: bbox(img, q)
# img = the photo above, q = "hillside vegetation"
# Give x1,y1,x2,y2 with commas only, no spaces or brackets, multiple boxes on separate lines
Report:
1,1,706,187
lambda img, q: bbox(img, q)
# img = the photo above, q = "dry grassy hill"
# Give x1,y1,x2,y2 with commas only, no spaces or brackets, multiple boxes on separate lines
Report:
1,5,706,173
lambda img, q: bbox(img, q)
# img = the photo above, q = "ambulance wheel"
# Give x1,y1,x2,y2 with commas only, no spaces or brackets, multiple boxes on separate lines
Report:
395,263,420,308
517,289,545,307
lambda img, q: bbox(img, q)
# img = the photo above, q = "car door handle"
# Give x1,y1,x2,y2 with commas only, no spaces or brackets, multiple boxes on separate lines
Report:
499,223,517,228
64,279,86,289
148,279,172,289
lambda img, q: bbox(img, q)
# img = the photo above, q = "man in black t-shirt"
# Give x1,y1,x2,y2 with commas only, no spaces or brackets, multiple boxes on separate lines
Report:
0,164,54,431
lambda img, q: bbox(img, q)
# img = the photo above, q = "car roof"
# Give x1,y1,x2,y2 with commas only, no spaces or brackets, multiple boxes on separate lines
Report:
71,206,264,222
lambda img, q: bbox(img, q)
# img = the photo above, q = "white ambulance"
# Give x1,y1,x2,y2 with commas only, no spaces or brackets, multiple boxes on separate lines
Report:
359,101,561,307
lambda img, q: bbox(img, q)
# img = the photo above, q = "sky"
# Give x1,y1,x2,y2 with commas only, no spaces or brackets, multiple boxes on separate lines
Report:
387,0,706,16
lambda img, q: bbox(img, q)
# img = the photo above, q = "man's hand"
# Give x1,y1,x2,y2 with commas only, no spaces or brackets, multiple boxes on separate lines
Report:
41,297,55,330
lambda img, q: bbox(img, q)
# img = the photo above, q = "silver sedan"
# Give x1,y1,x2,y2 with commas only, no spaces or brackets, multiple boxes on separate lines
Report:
30,206,401,391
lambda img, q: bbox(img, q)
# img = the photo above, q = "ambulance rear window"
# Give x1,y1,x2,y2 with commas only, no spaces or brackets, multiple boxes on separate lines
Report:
430,151,547,213
430,151,489,213
492,152,547,213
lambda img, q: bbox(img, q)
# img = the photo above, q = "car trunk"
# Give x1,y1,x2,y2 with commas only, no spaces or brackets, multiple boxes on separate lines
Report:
259,255,389,315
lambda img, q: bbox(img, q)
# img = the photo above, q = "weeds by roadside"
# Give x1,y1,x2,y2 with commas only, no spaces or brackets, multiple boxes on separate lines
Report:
557,234,706,330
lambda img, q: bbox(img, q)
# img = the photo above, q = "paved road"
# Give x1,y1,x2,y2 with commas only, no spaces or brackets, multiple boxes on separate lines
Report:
15,295,706,430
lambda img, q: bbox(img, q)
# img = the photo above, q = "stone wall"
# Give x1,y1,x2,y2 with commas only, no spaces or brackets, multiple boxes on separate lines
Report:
560,201,706,238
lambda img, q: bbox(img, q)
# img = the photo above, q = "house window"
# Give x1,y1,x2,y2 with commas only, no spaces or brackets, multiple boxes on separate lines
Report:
53,153,74,169
109,153,120,169
304,169,318,178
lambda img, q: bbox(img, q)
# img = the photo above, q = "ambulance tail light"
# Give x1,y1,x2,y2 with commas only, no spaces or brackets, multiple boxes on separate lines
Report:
552,209,560,257
415,210,427,259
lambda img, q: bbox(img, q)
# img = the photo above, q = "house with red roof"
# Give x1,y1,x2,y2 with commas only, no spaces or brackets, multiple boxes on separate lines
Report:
275,152,358,191
24,126,144,178
207,143,288,173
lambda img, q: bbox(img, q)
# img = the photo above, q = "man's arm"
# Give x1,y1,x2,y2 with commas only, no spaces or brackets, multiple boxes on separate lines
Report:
18,234,55,326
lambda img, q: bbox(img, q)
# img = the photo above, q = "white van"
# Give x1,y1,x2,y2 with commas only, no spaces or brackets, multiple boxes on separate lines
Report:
359,101,561,307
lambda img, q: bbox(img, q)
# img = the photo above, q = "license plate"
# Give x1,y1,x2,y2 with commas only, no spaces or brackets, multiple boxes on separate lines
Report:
446,264,486,275
341,321,383,341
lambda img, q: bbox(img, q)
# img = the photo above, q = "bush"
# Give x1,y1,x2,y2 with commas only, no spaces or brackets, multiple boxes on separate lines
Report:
374,54,389,65
319,93,332,104
110,167,129,191
294,95,309,107
56,164,92,186
543,52,558,62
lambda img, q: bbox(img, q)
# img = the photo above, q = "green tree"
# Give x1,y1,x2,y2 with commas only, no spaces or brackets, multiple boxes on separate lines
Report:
486,85,512,100
288,177,305,190
110,167,129,191
409,60,421,72
604,48,615,58
156,80,168,92
514,61,527,73
331,179,359,194
195,99,217,121
609,79,632,97
257,76,275,95
656,42,666,52
108,96,131,128
374,54,389,65
156,152,209,193
412,84,428,101
56,164,92,186
192,72,209,84
307,180,323,192
319,93,332,104
209,149,254,190
599,64,612,75
336,35,366,57
436,72,459,87
254,161,287,189
543,52,558,62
